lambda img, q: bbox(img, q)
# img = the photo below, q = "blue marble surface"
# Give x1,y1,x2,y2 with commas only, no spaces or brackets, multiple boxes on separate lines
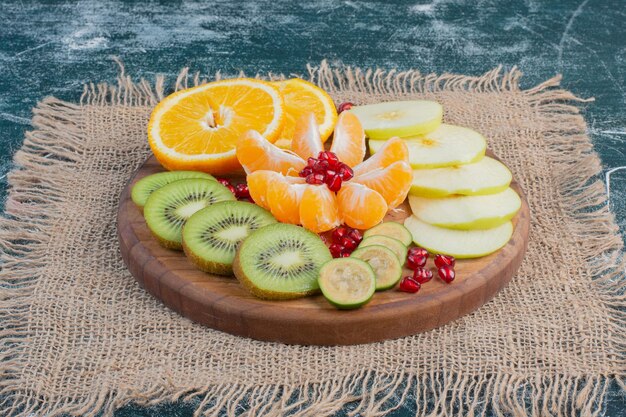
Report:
0,0,625,415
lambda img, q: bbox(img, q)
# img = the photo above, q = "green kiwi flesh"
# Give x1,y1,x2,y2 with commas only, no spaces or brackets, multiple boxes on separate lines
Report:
233,223,332,300
359,235,408,264
318,258,376,309
143,178,235,250
350,244,402,291
182,201,277,275
363,222,412,246
131,171,215,208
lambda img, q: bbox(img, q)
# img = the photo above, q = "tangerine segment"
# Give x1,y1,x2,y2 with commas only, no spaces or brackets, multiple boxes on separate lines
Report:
236,130,306,175
299,186,341,233
247,170,281,210
267,178,309,224
291,113,324,160
353,137,409,177
353,160,413,209
330,112,366,168
273,78,337,149
149,78,285,174
337,183,388,230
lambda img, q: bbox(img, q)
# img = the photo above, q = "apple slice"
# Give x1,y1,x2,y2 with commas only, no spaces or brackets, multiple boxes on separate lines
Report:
348,100,442,140
409,188,521,230
404,216,513,258
369,124,486,169
410,156,512,198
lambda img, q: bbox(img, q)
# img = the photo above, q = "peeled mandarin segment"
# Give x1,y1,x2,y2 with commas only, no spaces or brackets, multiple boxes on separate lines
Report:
236,130,306,175
337,183,388,230
148,78,285,174
267,178,309,224
330,112,366,168
353,160,413,208
273,78,338,149
247,170,281,210
348,100,442,140
299,186,341,233
353,137,409,177
291,113,324,160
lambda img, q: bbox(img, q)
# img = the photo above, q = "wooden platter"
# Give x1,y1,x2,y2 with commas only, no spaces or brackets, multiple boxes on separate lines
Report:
118,154,529,346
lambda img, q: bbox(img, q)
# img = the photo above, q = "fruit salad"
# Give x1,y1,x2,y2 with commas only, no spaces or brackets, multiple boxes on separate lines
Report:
133,77,522,309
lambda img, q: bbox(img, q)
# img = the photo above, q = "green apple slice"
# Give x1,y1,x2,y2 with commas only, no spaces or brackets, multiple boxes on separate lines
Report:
404,216,513,258
349,100,442,140
410,156,512,198
369,124,486,169
409,188,521,230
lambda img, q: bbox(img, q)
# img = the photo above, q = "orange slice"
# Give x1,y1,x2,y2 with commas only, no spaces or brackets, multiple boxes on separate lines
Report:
273,78,337,149
247,170,281,209
149,78,285,174
291,113,324,159
330,112,366,167
266,177,309,224
236,130,305,175
337,183,388,230
354,137,409,177
299,186,341,233
353,161,413,208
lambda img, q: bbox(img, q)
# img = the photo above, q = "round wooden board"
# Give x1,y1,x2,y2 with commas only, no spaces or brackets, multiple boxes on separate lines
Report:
118,154,529,346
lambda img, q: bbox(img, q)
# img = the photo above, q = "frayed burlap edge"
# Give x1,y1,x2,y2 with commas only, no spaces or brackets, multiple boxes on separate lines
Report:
1,60,625,416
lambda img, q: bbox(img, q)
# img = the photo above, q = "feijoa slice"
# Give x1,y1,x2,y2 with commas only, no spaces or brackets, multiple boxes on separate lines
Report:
363,222,412,246
358,235,407,264
131,171,216,208
351,245,402,291
318,258,376,309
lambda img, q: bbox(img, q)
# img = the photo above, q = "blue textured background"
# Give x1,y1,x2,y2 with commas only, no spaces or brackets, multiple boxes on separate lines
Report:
1,0,624,415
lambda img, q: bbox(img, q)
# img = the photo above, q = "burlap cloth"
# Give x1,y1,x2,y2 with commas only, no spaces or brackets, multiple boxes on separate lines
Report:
1,62,625,417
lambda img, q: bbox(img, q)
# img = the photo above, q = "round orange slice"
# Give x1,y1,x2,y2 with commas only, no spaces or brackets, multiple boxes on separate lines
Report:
330,112,366,167
273,78,337,149
353,160,413,208
299,185,341,233
337,183,388,230
353,137,409,177
236,130,305,176
148,78,285,174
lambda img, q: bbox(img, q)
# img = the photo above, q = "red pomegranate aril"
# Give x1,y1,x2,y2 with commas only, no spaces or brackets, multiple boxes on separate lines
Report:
299,167,313,177
340,252,351,258
327,174,342,192
434,254,456,268
413,267,433,284
307,157,317,167
217,178,231,187
326,169,337,178
399,276,421,293
332,226,349,242
225,184,236,194
318,151,339,166
406,254,427,270
347,229,362,243
337,102,354,114
338,164,354,181
313,160,330,173
340,237,357,250
438,266,456,283
235,183,250,199
408,247,429,259
306,173,325,185
329,243,344,258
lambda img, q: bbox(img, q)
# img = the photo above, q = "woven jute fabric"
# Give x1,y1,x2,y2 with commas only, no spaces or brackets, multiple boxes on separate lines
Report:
1,61,625,417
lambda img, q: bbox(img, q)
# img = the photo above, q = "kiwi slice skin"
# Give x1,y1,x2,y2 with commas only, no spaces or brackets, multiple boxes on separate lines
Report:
318,258,376,309
363,222,412,247
350,245,402,291
131,171,216,208
359,235,407,264
144,178,235,250
233,223,332,300
182,201,277,276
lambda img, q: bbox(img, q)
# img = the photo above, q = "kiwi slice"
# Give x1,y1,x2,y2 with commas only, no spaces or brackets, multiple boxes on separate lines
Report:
359,235,407,264
131,171,216,208
363,222,412,246
233,223,332,300
182,201,276,275
318,258,376,309
351,245,402,291
144,178,235,250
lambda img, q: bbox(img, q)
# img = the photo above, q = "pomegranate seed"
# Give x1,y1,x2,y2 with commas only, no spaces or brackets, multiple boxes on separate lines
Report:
332,227,349,242
399,276,421,293
329,243,344,258
347,229,362,243
327,174,342,192
340,237,357,250
340,252,351,258
307,157,317,167
299,167,313,177
235,183,250,199
325,169,337,178
413,267,433,284
306,173,325,185
408,247,429,258
406,254,427,270
438,266,456,283
314,160,330,174
337,102,354,114
217,178,231,187
434,254,456,268
338,164,354,181
226,184,236,194
318,151,339,166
